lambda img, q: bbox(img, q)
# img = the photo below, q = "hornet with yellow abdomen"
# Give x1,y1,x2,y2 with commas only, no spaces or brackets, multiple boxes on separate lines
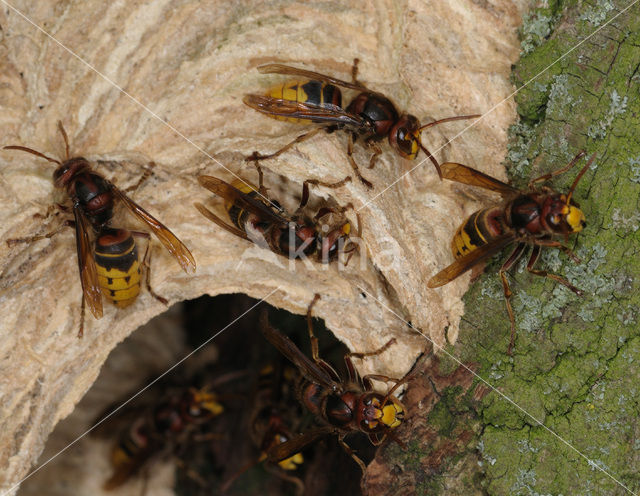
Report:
4,121,196,336
222,361,305,495
94,227,148,308
259,294,424,473
103,386,223,491
244,59,480,188
195,163,359,264
428,151,594,354
265,78,342,124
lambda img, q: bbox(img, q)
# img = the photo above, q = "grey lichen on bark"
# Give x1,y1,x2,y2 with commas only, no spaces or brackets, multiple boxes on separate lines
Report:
365,1,640,495
457,1,640,495
0,0,527,493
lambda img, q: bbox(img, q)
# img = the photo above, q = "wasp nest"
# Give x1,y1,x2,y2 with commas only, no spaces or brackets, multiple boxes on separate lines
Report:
0,0,526,492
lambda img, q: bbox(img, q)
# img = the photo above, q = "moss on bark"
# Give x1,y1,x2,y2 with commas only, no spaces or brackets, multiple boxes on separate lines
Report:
457,1,640,494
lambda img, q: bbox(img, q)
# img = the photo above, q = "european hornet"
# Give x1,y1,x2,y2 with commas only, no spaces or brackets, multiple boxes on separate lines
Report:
244,59,480,188
102,386,223,490
4,122,196,336
222,362,305,495
259,294,423,472
194,163,360,263
428,151,595,353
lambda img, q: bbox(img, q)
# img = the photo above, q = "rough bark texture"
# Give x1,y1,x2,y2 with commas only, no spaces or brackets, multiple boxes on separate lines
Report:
362,1,640,495
458,1,640,495
0,0,526,493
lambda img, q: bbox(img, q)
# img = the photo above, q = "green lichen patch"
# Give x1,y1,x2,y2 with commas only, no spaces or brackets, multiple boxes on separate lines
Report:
520,0,563,56
455,0,640,494
364,356,487,495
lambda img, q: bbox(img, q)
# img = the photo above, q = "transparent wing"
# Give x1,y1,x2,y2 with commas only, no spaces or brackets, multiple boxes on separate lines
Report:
197,175,290,225
266,426,334,463
243,94,364,128
112,186,196,274
440,162,518,196
256,63,370,92
259,312,339,391
194,202,249,241
73,206,103,319
427,234,517,287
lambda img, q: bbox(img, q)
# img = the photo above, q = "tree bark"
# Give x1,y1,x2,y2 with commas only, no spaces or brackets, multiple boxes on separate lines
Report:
467,2,640,494
363,1,640,495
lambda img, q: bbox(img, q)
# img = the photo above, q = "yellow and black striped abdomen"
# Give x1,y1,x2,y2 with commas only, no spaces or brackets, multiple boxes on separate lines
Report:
226,179,262,230
267,79,342,123
104,417,151,490
95,228,141,308
111,420,146,468
451,206,507,259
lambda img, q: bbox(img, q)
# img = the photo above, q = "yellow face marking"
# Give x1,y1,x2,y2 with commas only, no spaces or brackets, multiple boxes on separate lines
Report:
381,403,402,428
342,222,351,235
370,398,383,418
407,132,420,160
566,205,586,232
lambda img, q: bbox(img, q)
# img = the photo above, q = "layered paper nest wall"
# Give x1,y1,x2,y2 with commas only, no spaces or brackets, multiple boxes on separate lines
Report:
0,0,526,492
